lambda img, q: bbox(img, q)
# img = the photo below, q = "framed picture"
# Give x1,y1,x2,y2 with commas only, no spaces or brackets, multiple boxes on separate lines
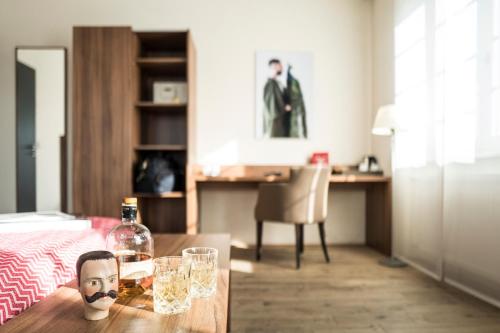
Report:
255,51,313,139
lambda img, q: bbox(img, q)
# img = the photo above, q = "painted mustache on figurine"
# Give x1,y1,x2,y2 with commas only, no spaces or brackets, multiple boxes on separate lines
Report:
85,290,118,303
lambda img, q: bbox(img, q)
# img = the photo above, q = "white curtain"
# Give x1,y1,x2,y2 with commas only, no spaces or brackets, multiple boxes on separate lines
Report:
441,0,500,306
393,0,444,278
394,0,500,306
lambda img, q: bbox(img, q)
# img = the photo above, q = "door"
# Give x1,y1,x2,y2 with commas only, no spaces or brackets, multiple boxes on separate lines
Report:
16,48,67,213
16,61,37,212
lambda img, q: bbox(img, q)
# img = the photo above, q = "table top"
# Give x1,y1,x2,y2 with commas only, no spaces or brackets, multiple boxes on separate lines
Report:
196,174,389,183
1,234,231,333
329,174,390,183
193,164,390,184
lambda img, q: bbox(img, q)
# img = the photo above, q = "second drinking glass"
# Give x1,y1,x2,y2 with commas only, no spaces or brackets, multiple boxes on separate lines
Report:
182,247,218,298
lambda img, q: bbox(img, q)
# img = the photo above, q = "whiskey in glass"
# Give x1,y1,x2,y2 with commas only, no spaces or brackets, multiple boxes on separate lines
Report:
153,256,192,315
182,247,218,298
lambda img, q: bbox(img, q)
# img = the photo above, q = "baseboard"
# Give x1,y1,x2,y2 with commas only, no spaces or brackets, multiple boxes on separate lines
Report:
445,277,500,309
396,255,442,281
399,255,500,310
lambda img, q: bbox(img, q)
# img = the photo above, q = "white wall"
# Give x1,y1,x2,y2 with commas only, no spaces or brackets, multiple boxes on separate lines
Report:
0,0,374,244
371,0,394,174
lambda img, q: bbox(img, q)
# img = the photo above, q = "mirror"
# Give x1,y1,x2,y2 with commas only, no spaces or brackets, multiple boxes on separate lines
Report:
16,47,67,212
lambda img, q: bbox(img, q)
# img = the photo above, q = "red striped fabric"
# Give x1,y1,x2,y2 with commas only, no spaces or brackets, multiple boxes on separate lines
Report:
0,217,120,325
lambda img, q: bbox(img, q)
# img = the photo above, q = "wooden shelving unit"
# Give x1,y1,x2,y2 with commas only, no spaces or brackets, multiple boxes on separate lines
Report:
133,31,196,233
72,27,195,233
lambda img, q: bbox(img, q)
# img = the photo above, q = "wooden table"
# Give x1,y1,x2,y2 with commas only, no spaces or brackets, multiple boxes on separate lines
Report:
187,165,392,256
1,234,231,333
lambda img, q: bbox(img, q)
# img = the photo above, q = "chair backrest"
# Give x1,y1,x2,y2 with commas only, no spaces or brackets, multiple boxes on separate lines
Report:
289,165,331,223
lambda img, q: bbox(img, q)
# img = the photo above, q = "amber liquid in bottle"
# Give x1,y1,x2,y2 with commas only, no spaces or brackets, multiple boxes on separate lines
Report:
115,252,153,297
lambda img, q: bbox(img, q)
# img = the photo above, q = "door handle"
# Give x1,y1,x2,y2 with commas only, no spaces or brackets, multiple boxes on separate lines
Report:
31,143,39,158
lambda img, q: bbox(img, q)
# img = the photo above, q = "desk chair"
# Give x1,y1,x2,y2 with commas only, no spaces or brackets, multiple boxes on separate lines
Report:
254,165,331,269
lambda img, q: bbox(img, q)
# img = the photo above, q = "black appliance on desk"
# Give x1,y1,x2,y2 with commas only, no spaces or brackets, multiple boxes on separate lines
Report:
357,155,383,175
331,155,384,176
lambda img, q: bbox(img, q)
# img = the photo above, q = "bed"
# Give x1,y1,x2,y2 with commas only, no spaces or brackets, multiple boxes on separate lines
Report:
0,216,120,325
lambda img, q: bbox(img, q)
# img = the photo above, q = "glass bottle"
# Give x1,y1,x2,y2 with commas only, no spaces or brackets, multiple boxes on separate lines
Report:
106,197,154,298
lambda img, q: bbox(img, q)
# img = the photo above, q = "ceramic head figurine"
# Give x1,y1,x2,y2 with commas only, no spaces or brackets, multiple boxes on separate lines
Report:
76,251,118,320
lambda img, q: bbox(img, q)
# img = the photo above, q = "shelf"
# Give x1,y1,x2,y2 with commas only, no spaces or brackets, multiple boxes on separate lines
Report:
136,102,187,110
134,144,186,151
135,191,185,199
137,57,187,65
137,57,186,76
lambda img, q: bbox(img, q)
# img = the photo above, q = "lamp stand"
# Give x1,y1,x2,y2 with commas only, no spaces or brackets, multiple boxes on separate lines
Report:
379,256,407,268
379,132,407,268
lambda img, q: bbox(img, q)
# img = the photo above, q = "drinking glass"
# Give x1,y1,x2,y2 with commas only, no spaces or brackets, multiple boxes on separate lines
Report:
153,256,191,315
182,247,218,298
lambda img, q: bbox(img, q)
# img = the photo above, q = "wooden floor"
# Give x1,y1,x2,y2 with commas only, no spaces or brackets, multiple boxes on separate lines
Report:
230,245,500,333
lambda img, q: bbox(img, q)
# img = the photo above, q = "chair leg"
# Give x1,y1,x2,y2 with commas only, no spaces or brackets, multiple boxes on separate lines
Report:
256,220,263,261
299,224,304,254
318,222,330,263
295,224,301,269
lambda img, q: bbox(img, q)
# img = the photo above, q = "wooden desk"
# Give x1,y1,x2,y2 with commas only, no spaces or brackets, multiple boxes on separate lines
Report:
1,234,231,333
187,165,392,256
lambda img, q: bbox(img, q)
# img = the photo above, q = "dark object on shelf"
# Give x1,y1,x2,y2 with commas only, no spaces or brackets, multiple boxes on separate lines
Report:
135,156,175,194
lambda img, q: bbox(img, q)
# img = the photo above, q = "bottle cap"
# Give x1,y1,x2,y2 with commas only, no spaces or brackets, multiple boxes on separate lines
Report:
123,197,137,205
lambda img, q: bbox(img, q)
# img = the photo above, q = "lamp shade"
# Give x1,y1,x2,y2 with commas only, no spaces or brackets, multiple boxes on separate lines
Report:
372,104,399,136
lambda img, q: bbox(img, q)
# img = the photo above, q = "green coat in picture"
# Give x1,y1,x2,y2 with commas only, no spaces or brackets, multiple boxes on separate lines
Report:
262,79,287,138
287,67,307,138
262,67,308,138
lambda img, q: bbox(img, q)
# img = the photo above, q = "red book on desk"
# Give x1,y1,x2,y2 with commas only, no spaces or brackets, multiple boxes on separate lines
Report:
310,152,329,165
